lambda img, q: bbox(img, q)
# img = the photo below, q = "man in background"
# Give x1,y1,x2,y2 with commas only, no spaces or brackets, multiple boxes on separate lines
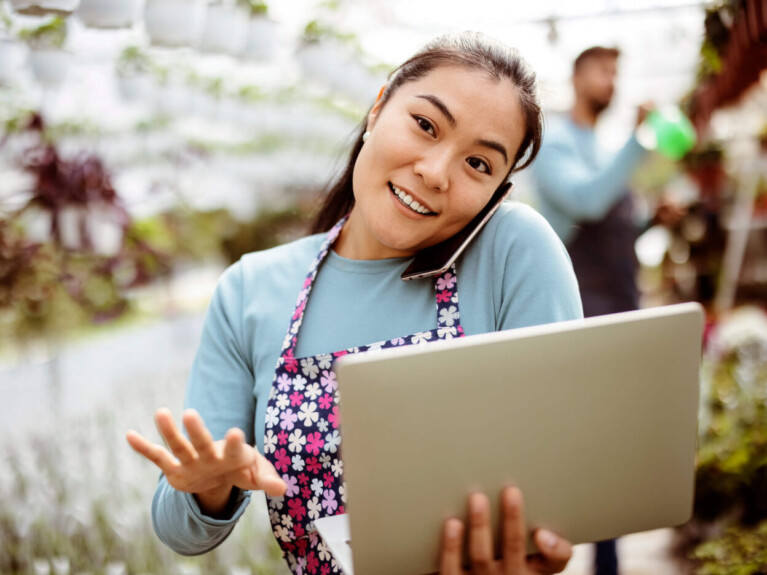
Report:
530,46,651,575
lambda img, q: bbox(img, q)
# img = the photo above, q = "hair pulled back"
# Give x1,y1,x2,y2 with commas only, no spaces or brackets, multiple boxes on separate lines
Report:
312,31,543,233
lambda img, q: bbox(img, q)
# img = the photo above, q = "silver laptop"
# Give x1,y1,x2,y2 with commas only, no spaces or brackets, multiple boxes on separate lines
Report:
322,302,703,575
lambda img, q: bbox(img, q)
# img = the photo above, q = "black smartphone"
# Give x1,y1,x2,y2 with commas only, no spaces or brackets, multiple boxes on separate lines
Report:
400,181,514,281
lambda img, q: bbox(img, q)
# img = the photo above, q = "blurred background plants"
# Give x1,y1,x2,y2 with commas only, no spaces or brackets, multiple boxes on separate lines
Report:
673,308,767,573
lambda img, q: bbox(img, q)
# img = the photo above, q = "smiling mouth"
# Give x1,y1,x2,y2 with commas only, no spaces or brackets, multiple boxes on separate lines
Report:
388,183,436,216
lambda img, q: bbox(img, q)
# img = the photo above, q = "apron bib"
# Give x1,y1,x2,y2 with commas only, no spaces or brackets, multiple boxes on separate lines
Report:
263,217,465,574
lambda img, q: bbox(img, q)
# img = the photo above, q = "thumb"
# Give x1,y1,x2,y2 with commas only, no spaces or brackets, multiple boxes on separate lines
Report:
253,453,287,496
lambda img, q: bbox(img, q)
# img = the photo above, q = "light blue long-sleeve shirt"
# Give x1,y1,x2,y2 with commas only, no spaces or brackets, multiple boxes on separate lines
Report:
150,201,583,555
531,114,647,244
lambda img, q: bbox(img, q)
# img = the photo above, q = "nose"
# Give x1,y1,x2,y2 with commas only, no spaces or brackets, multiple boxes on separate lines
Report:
413,147,450,192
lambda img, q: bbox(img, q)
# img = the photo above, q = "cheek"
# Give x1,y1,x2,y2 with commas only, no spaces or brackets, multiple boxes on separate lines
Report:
442,194,492,234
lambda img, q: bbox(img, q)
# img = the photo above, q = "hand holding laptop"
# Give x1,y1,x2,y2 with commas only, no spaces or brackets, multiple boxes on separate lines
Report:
439,488,572,575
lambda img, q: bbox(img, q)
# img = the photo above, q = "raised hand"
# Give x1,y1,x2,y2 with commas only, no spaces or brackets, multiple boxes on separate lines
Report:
126,408,286,516
440,487,572,575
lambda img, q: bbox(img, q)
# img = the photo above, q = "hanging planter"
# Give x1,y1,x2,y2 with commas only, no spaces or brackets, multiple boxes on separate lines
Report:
114,45,153,103
297,34,379,104
0,39,29,87
200,1,248,55
144,0,206,48
76,0,142,29
19,17,71,88
28,48,70,87
9,0,79,16
241,0,277,60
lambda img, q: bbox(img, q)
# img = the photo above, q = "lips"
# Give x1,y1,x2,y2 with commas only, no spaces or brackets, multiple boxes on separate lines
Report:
388,182,436,216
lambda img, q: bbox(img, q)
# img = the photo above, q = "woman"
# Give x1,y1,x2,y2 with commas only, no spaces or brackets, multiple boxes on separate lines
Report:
127,31,582,575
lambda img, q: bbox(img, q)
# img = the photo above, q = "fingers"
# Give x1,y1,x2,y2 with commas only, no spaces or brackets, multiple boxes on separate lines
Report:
154,408,198,464
439,518,465,575
182,409,217,458
467,493,495,575
125,429,179,472
527,529,572,574
251,451,288,497
500,487,527,573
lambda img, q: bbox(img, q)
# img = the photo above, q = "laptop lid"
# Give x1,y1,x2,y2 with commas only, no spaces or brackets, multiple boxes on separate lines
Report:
334,303,703,575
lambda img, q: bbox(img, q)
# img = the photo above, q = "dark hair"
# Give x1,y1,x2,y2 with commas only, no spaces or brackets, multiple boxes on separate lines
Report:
573,46,620,74
311,31,543,233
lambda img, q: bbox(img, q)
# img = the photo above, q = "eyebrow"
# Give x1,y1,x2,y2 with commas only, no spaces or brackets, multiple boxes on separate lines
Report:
416,94,456,127
416,94,509,166
477,139,509,166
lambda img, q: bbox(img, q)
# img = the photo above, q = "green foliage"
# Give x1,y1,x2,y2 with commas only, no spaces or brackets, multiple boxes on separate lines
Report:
130,207,237,263
239,0,269,17
301,19,356,45
220,205,313,264
697,40,724,83
692,521,767,574
115,45,152,77
694,317,767,522
0,411,289,574
18,16,67,50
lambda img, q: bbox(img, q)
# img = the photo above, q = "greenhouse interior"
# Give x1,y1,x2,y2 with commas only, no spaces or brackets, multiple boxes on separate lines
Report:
1,0,766,574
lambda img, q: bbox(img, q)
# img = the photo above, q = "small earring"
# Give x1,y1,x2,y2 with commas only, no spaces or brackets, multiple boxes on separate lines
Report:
362,131,371,142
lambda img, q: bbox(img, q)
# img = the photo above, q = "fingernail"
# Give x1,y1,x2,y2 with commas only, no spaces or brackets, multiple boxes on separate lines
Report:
539,529,558,550
446,520,460,540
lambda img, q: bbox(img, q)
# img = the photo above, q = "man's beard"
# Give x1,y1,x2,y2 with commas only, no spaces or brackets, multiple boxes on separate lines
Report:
589,96,611,116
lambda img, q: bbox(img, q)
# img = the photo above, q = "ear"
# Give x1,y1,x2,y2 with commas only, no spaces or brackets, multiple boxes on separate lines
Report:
365,84,387,132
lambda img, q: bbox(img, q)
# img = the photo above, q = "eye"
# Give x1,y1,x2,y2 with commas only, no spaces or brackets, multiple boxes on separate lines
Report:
467,157,491,175
413,115,436,137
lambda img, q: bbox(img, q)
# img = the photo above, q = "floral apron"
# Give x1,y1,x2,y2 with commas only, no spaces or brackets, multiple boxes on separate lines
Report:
264,217,465,574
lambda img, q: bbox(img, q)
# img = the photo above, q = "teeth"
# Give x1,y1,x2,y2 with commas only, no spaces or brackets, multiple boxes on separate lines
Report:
390,184,432,215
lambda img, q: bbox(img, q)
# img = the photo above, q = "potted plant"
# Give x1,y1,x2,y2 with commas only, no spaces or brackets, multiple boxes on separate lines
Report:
671,308,767,571
143,0,206,48
195,77,226,120
75,0,142,29
151,65,192,118
18,17,71,88
114,45,153,103
241,0,277,60
201,0,248,55
0,7,29,87
296,20,382,104
9,0,79,17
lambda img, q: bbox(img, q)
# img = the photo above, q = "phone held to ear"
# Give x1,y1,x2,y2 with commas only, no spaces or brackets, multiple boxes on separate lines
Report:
400,181,514,282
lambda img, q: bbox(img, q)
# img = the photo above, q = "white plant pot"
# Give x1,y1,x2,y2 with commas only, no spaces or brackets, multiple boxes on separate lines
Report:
0,40,29,87
144,0,206,48
58,205,86,250
243,16,277,60
9,0,79,16
20,209,52,244
76,0,143,29
29,49,71,88
200,4,248,55
298,40,350,87
116,72,152,102
154,81,192,116
89,205,124,257
217,95,243,125
194,91,220,120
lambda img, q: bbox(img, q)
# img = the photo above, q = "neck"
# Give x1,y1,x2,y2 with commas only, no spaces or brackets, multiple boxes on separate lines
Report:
333,209,414,260
570,98,599,128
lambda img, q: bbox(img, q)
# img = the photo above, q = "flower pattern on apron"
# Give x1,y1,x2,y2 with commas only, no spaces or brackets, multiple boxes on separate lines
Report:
264,217,464,574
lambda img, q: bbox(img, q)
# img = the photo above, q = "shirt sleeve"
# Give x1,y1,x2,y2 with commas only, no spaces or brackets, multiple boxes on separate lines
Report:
491,205,584,329
533,132,646,222
151,261,258,555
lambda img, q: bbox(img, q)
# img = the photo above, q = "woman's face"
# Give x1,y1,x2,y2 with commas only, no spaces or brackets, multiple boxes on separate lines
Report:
337,64,527,260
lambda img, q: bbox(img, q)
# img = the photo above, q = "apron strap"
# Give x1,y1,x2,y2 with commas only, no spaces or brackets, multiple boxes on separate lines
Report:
434,265,463,332
280,218,464,358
